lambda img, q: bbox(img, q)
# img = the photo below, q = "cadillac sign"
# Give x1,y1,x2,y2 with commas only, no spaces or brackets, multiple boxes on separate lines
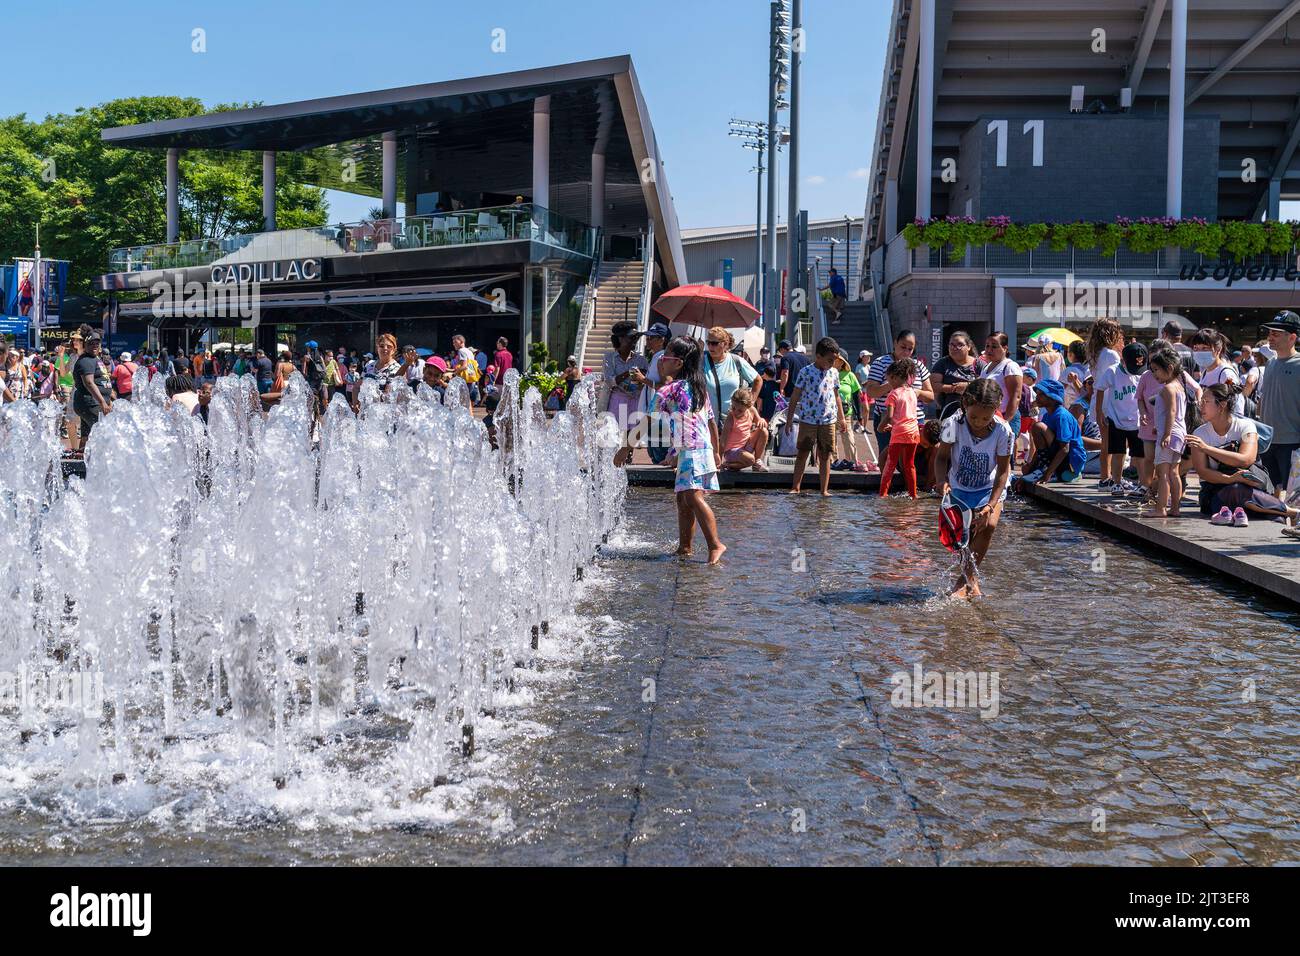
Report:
210,258,321,285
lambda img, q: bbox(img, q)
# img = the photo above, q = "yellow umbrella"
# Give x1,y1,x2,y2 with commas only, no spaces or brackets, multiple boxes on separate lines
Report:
1029,327,1083,347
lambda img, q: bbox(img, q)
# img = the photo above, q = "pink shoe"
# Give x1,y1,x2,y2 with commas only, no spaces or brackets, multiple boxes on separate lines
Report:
851,462,870,473
1232,507,1249,528
1210,507,1233,526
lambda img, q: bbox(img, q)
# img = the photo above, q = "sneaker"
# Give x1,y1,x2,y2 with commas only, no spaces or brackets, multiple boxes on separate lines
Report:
1210,507,1234,526
1232,507,1249,528
751,461,769,473
1022,469,1044,484
829,459,847,471
1109,480,1133,496
851,462,870,473
1097,478,1116,490
1127,485,1150,500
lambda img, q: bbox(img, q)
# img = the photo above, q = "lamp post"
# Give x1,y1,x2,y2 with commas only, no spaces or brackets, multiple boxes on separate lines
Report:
767,0,791,349
730,118,784,311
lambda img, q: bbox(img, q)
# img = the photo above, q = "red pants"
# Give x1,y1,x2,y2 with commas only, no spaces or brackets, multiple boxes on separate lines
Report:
879,440,918,498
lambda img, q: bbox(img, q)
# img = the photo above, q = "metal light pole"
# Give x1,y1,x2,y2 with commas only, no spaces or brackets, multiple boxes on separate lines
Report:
32,225,42,351
767,0,791,349
729,118,769,308
784,0,802,344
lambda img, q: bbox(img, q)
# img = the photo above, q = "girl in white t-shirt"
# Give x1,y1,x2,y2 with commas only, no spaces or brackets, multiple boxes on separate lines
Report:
1186,380,1295,526
1086,317,1127,488
934,378,1014,600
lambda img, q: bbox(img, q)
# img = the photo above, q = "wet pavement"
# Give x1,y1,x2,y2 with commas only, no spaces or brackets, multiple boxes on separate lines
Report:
3,489,1298,865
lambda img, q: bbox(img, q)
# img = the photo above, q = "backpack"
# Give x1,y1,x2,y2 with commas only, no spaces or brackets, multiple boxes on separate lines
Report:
308,353,326,383
1181,372,1203,434
458,357,481,384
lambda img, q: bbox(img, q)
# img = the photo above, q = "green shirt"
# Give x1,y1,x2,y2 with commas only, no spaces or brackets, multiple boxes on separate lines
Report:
837,368,861,410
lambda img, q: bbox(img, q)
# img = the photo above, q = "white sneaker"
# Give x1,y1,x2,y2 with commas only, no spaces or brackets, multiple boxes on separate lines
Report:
1210,507,1233,526
1232,507,1249,528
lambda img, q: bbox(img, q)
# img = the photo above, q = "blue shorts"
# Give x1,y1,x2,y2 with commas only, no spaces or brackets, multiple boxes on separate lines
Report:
950,486,995,511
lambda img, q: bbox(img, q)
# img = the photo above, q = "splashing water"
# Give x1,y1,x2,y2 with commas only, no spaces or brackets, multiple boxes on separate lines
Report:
0,368,624,829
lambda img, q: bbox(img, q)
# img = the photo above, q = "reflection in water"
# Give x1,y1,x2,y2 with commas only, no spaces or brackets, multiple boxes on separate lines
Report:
1,486,1296,865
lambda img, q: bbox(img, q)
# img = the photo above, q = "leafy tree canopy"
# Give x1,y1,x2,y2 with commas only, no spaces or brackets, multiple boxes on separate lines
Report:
0,96,329,293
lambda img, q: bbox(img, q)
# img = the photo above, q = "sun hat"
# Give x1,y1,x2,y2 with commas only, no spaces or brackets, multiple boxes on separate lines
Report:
1033,378,1066,404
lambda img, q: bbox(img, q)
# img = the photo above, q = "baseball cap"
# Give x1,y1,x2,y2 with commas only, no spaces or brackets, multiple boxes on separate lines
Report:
1022,364,1039,380
1033,378,1066,404
859,349,872,358
1261,310,1300,335
778,339,792,350
645,321,671,340
426,356,448,372
1122,341,1148,375
119,352,132,361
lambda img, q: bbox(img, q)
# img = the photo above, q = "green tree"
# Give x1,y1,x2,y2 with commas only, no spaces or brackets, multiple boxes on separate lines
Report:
0,96,328,294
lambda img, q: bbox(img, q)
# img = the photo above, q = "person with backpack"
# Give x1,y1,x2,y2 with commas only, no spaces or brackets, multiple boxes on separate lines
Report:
450,333,482,403
112,351,138,401
301,340,328,414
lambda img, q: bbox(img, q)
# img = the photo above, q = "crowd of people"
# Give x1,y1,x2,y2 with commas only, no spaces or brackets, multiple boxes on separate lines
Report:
0,326,516,454
601,309,1300,584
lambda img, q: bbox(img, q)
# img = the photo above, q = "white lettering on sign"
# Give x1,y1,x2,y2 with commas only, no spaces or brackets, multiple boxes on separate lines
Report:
210,258,320,285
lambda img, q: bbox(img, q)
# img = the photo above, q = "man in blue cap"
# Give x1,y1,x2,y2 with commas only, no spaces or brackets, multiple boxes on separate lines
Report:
1022,377,1086,484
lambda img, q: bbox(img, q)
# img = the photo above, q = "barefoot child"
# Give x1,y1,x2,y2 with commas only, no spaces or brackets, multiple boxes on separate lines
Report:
785,336,845,497
878,359,921,498
720,387,767,470
1145,349,1187,518
933,378,1013,598
635,336,726,563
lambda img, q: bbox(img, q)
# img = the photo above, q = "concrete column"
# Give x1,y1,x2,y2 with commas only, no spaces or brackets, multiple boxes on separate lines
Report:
262,150,276,231
533,96,551,211
590,151,606,230
915,0,935,221
1166,0,1187,218
166,148,180,243
382,131,398,219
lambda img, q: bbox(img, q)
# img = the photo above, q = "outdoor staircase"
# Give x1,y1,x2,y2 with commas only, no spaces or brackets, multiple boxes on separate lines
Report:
832,299,883,361
579,259,648,372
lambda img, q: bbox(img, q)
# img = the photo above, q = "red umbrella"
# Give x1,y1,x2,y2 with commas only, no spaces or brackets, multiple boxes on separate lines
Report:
651,284,761,330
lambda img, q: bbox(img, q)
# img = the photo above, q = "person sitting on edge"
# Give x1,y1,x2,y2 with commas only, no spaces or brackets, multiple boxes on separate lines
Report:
720,387,769,472
1021,377,1085,485
785,336,846,497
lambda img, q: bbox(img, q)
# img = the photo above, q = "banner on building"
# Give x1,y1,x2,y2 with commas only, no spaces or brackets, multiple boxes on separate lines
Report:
9,259,69,327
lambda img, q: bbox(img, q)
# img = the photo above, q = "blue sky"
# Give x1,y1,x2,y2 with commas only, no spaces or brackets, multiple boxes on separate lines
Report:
2,0,885,229
5,0,1292,229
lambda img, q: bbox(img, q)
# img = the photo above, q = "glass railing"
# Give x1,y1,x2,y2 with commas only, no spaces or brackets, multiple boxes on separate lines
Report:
106,203,599,274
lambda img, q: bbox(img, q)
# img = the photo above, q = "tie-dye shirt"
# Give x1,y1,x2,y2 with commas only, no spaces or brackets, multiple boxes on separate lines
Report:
656,379,713,451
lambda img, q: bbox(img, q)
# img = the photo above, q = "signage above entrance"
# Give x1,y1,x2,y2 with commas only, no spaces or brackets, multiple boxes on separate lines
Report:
210,258,321,285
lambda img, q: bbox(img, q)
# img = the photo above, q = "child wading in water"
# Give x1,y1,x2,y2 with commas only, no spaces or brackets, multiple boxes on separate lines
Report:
785,336,846,496
1145,349,1188,518
878,358,921,498
933,378,1014,598
630,336,726,564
